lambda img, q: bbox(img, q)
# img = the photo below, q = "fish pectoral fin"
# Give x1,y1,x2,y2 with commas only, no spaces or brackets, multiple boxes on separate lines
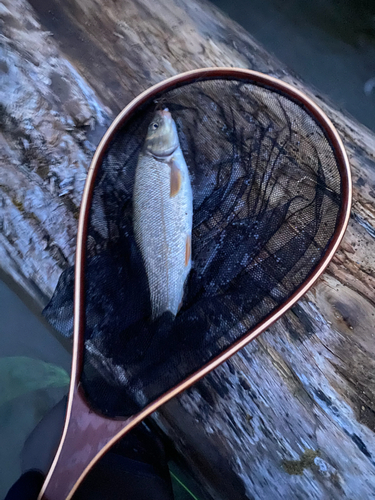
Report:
169,158,182,198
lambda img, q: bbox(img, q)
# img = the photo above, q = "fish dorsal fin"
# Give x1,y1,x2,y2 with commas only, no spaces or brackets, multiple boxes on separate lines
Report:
185,234,191,266
169,158,182,197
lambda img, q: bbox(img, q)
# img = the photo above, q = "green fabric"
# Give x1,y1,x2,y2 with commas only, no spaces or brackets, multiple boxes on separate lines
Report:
0,356,70,406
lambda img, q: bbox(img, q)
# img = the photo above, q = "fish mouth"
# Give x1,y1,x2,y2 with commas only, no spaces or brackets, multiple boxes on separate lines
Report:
160,108,171,118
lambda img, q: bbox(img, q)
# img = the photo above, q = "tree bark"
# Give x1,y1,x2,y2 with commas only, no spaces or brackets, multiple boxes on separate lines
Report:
1,0,375,498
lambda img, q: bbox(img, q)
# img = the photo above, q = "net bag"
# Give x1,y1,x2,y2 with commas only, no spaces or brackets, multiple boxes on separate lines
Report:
44,70,350,419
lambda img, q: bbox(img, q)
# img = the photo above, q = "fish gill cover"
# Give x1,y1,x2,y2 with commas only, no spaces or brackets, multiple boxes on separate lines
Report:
43,77,342,417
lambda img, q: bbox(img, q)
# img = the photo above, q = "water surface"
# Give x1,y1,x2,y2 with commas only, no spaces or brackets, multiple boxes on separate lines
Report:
211,0,375,132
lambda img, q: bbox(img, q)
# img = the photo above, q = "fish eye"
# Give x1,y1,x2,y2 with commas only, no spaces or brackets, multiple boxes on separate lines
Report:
152,122,159,129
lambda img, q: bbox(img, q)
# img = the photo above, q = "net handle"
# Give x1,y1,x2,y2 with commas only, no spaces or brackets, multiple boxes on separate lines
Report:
38,388,132,500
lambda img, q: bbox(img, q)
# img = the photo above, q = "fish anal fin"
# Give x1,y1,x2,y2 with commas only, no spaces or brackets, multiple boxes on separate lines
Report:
169,158,182,197
185,234,191,267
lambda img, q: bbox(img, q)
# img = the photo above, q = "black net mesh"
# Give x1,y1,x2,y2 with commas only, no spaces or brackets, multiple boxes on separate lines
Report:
44,77,343,417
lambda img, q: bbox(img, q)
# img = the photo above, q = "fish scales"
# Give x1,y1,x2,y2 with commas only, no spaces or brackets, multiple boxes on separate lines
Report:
133,110,193,319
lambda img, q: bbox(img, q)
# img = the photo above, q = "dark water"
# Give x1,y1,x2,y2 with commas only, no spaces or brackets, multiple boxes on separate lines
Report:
2,0,374,498
0,277,70,498
211,0,375,132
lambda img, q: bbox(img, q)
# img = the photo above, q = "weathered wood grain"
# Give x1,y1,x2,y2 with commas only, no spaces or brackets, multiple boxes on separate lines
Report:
1,0,375,498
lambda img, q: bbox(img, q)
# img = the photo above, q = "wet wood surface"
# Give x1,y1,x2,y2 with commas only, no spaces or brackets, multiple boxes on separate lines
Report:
1,0,375,498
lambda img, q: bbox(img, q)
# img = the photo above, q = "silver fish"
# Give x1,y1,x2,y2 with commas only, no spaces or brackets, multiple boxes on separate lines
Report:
133,109,193,319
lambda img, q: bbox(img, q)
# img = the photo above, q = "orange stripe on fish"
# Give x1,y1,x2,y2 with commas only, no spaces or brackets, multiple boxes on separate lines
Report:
169,158,182,197
185,234,191,266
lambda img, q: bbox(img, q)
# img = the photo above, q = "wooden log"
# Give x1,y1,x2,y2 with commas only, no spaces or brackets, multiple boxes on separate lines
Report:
1,0,375,498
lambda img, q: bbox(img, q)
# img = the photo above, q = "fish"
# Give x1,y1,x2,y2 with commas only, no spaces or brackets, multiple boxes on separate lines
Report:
133,109,193,319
